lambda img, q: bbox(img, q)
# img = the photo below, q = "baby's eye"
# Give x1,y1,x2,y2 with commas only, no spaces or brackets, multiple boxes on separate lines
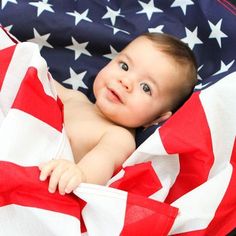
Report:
119,62,129,71
140,82,152,95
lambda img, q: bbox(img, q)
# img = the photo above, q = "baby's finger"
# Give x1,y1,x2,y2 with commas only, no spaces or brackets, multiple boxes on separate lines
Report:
65,175,82,194
48,164,68,193
39,160,57,181
38,162,45,171
58,170,75,195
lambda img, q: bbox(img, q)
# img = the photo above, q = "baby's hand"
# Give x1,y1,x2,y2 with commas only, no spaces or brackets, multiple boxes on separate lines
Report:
39,159,86,195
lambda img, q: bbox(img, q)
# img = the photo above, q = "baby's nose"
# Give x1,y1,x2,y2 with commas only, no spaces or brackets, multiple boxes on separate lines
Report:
119,78,132,91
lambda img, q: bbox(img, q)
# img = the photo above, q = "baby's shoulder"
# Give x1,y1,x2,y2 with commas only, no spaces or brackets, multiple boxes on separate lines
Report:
53,79,88,103
109,125,135,137
104,125,136,148
66,89,88,103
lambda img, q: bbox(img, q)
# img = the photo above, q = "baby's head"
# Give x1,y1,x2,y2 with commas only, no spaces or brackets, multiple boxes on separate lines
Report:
93,32,197,128
143,32,197,113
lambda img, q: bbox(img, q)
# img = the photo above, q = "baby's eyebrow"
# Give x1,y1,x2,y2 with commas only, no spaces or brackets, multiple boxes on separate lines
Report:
148,76,157,86
119,53,133,64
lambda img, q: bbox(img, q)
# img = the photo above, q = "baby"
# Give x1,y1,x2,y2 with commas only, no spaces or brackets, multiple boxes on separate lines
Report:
39,32,197,195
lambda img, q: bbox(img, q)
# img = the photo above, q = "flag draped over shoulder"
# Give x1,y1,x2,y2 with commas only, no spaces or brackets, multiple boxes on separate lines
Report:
0,0,236,235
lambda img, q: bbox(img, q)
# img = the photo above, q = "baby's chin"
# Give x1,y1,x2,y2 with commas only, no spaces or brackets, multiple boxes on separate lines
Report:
95,102,146,128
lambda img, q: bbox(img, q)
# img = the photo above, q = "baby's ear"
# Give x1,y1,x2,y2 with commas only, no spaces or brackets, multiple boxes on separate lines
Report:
143,111,172,128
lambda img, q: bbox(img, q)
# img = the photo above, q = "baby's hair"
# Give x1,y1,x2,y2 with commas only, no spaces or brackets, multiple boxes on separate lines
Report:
142,32,198,112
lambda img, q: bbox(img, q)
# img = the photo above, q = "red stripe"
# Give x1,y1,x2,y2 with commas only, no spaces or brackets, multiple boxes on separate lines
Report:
110,162,162,197
203,137,236,235
120,193,178,236
0,45,16,90
218,0,236,15
222,0,236,10
0,161,86,220
159,93,214,203
12,67,63,132
171,138,236,236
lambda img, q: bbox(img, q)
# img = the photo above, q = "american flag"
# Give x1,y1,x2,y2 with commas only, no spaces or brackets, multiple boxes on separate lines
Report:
0,0,236,235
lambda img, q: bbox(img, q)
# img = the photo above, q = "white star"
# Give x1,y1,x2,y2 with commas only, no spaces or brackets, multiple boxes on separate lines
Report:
194,65,205,90
1,0,17,10
27,28,53,50
208,19,228,48
105,24,130,35
63,68,88,90
102,7,124,26
212,60,235,76
103,46,119,60
170,0,194,15
195,81,211,90
5,25,13,32
29,0,54,17
148,25,164,33
66,37,91,60
137,0,163,20
66,9,92,25
197,64,204,81
182,27,203,50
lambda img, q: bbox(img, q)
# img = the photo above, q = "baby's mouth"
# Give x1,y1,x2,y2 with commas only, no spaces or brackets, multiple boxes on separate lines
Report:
107,88,123,103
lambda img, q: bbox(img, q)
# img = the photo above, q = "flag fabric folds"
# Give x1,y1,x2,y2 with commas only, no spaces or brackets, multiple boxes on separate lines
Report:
0,0,236,235
0,30,178,235
1,26,236,236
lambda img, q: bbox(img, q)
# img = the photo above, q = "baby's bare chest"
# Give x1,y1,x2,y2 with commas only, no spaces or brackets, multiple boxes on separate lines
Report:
62,101,110,162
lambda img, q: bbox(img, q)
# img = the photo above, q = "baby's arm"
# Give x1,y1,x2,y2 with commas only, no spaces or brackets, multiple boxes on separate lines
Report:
78,127,135,185
39,127,135,195
53,79,87,103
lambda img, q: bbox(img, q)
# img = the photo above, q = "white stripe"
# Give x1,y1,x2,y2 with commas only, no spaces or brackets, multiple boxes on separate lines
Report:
0,42,39,114
149,154,180,201
75,183,127,236
0,108,4,125
0,204,81,236
0,28,16,49
170,72,236,234
170,164,232,234
140,130,180,201
106,168,125,186
0,109,73,166
0,42,56,116
201,72,236,178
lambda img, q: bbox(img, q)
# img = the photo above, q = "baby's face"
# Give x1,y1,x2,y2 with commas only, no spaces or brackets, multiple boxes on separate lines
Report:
93,36,183,128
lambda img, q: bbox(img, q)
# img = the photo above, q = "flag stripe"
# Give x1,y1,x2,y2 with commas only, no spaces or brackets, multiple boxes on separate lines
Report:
110,162,162,197
0,45,16,91
171,138,236,235
160,92,214,204
0,109,70,166
218,0,236,15
0,204,82,236
121,193,178,235
0,26,16,50
0,26,18,44
0,161,84,220
204,138,236,234
12,67,63,132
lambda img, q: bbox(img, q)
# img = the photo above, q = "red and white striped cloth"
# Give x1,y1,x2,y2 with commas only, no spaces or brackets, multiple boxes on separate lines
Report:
0,27,236,235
